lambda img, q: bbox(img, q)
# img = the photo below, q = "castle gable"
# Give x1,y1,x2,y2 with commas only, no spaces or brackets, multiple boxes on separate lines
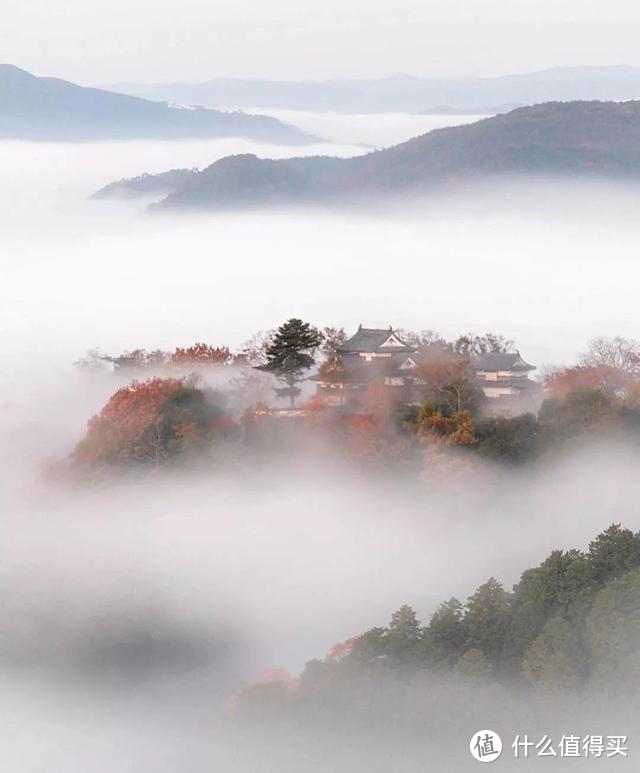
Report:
338,325,414,356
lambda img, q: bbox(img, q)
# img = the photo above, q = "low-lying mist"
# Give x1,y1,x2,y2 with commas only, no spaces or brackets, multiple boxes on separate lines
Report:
230,108,488,148
6,444,640,670
2,432,639,770
2,113,640,769
3,133,640,373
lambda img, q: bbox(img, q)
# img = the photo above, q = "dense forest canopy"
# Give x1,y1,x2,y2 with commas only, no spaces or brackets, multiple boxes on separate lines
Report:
231,524,640,732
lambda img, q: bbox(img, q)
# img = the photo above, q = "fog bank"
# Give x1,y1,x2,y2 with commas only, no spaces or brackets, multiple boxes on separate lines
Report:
2,111,640,770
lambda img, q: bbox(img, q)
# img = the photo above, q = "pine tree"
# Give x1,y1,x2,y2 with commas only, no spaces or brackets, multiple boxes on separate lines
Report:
385,605,422,671
258,318,322,408
425,598,467,667
465,578,511,668
587,524,640,586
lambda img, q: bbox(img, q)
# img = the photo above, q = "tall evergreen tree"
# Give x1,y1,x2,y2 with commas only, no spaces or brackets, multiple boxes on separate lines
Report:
465,578,511,668
424,598,468,668
587,524,640,586
385,605,422,671
258,318,322,408
587,566,640,687
507,549,594,666
521,617,586,690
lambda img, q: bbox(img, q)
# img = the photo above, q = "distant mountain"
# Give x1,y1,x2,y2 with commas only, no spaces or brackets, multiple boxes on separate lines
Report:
106,66,640,114
93,101,640,210
0,64,316,143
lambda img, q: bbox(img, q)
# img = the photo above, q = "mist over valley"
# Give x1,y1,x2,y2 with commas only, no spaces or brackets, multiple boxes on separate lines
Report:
3,85,640,770
94,101,640,211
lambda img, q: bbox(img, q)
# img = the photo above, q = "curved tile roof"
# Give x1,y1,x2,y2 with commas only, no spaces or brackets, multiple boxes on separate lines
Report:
473,351,535,372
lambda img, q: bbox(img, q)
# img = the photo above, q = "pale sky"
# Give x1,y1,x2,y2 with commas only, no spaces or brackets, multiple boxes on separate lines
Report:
3,0,640,84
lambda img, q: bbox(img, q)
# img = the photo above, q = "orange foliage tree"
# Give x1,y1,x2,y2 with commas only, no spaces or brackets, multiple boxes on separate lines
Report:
413,343,483,414
545,365,631,401
417,402,477,446
170,342,245,366
326,637,357,661
72,377,233,467
228,669,299,720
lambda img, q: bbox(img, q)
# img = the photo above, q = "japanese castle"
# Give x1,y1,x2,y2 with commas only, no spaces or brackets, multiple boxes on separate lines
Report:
314,325,541,415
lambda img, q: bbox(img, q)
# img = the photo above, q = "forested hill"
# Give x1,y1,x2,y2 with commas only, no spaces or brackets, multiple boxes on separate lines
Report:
94,101,640,209
231,524,640,726
0,64,315,143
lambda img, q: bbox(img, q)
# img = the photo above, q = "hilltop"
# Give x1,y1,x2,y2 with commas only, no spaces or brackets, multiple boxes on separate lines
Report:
0,64,316,143
93,101,640,209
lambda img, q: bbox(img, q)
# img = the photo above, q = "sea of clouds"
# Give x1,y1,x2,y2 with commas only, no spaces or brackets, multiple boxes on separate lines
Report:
2,111,640,770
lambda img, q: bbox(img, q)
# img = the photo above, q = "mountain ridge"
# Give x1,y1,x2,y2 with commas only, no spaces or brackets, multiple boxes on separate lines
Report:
0,64,316,144
105,66,640,114
93,100,640,211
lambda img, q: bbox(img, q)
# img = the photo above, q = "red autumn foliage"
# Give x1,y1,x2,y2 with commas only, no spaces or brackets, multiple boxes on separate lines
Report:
348,413,378,433
240,401,272,428
327,637,357,661
545,365,631,401
209,415,237,432
301,394,327,414
359,383,395,426
337,410,412,466
170,342,245,366
228,669,300,718
72,377,229,467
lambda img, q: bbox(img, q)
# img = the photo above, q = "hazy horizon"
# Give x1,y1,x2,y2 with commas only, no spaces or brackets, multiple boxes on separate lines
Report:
12,61,640,91
100,63,640,88
3,0,640,84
